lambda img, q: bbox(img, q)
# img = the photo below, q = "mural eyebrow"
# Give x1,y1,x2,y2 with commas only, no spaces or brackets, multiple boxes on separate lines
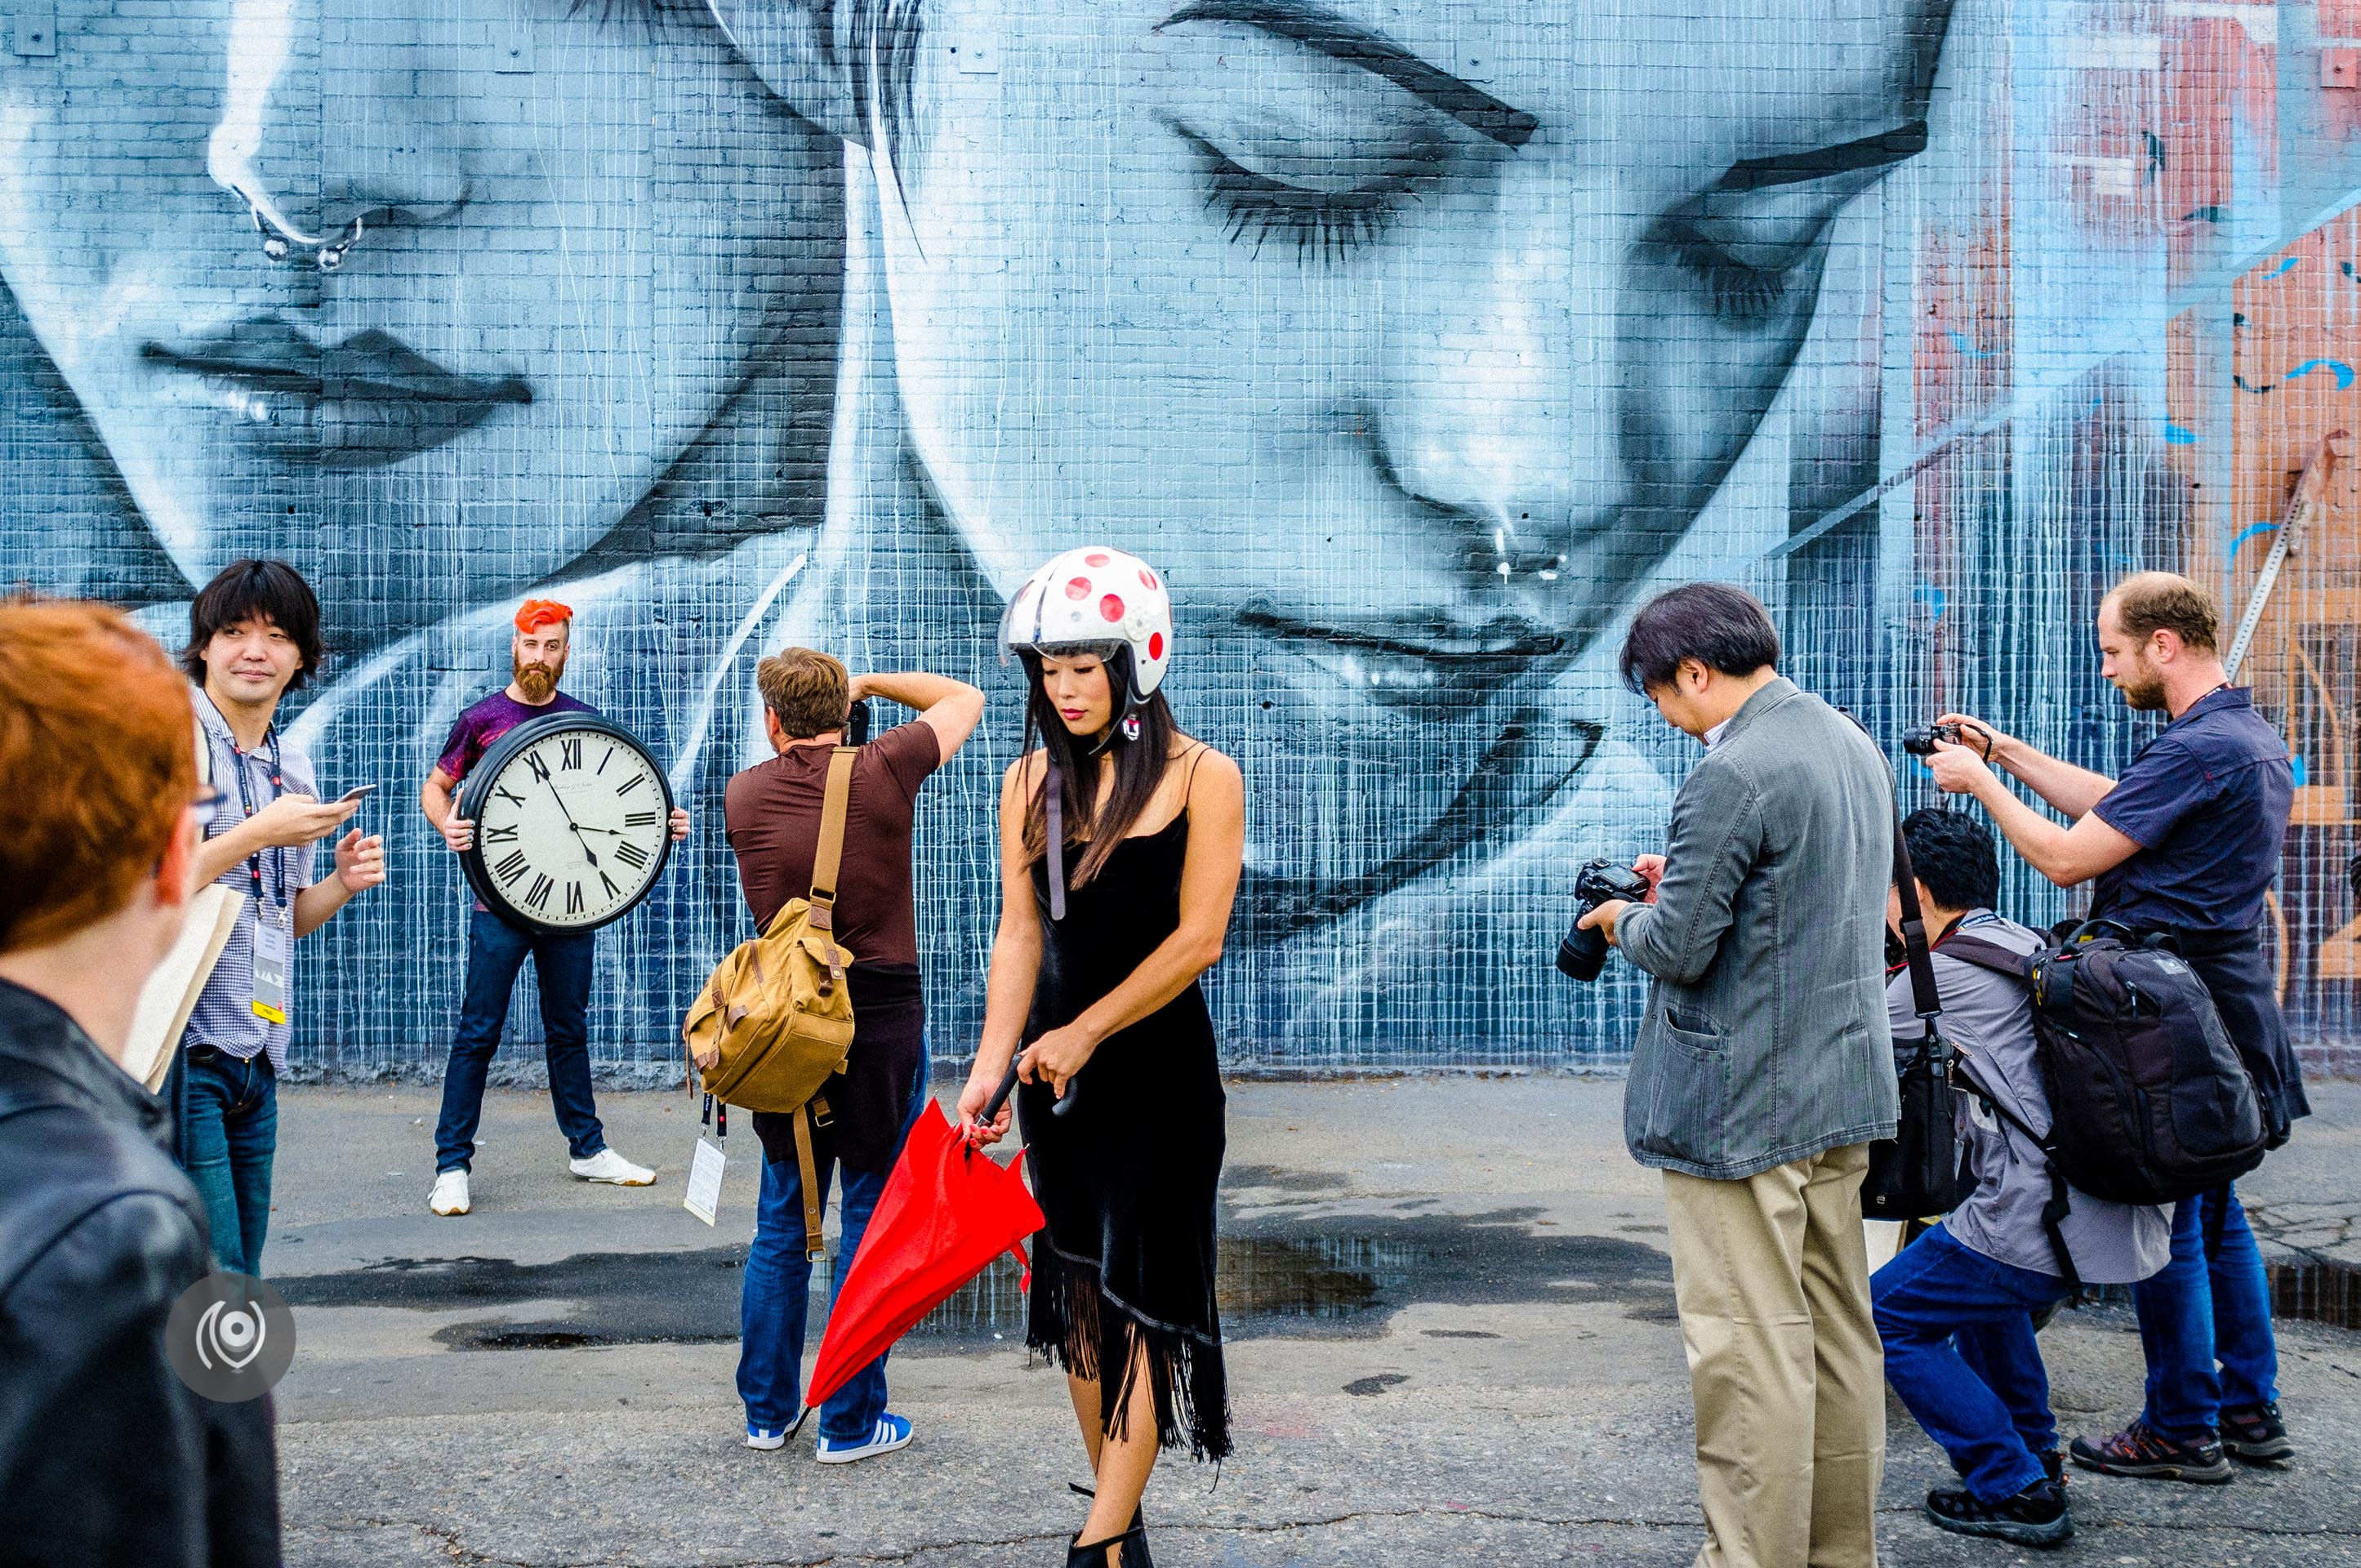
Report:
1714,121,1930,192
1155,1,1539,149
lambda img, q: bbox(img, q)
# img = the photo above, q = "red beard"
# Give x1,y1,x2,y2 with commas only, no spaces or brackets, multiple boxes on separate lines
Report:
514,655,563,704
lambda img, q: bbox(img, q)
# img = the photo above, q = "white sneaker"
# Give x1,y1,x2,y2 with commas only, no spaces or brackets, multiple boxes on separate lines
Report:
569,1148,655,1186
745,1409,809,1450
429,1169,471,1216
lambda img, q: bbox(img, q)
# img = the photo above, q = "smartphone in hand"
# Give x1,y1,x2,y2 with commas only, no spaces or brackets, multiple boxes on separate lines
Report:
336,784,379,804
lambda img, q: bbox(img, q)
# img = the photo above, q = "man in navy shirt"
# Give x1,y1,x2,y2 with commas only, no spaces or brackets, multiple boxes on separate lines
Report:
1927,571,2308,1485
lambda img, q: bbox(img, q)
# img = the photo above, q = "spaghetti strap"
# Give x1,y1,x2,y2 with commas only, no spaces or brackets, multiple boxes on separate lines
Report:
1179,742,1210,800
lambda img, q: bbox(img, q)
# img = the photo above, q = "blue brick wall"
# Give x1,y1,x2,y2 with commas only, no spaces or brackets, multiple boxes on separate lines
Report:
6,0,2360,1079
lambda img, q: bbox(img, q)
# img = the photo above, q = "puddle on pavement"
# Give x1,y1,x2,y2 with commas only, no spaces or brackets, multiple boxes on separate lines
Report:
2270,1259,2361,1330
275,1211,1674,1352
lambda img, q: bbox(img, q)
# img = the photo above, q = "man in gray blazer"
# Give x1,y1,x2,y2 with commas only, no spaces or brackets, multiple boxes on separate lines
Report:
1581,582,1900,1568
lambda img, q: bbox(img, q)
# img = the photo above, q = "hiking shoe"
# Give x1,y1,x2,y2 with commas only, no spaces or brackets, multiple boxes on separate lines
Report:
2219,1402,2295,1465
2038,1448,2065,1487
2070,1420,2233,1483
568,1148,655,1186
428,1169,470,1216
815,1413,912,1464
1925,1479,2074,1548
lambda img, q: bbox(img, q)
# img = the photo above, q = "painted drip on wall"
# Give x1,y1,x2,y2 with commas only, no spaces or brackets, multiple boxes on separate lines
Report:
4,0,2360,1080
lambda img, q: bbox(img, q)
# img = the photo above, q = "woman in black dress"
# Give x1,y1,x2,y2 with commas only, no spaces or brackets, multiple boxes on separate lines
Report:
960,546,1245,1568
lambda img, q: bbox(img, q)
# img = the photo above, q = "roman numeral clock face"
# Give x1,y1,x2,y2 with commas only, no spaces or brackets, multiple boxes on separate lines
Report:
463,718,672,933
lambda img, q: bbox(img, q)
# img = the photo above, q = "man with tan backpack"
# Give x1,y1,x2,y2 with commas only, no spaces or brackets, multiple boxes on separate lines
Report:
708,649,982,1461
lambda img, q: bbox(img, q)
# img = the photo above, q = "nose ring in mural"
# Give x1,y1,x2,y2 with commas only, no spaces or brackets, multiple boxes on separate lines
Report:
243,199,363,272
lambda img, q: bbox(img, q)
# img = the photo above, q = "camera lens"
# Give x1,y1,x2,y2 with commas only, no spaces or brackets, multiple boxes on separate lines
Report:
1557,925,1610,982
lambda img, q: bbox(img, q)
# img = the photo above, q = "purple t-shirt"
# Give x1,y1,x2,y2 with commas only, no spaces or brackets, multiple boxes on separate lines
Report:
436,689,597,913
435,688,597,786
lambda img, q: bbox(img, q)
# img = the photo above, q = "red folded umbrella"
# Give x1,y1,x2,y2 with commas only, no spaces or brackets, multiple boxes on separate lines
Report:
806,1089,1045,1409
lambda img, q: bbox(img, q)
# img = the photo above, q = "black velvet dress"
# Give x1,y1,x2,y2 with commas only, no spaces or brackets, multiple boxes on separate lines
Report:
1018,813,1230,1463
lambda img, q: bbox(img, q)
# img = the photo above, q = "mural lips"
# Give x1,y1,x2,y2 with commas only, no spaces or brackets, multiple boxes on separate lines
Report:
140,318,531,469
1236,602,1566,702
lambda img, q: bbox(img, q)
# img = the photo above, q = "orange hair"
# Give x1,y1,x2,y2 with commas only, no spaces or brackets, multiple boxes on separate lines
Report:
0,600,196,953
514,598,573,635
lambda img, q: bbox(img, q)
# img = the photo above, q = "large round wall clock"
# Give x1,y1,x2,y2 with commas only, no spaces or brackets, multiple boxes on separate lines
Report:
457,712,675,936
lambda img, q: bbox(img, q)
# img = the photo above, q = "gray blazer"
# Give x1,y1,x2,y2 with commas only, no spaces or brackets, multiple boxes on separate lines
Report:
1615,677,1900,1180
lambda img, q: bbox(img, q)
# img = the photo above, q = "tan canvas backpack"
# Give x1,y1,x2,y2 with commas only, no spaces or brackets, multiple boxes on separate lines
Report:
683,746,858,1256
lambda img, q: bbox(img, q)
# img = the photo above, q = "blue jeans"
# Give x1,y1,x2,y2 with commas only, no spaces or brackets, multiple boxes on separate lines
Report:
179,1047,278,1276
2135,1183,2279,1437
434,906,605,1173
1873,1223,2069,1503
737,1059,930,1441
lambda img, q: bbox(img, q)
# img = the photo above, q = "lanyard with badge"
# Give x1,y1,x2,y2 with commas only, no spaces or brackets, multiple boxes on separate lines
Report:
212,699,294,1026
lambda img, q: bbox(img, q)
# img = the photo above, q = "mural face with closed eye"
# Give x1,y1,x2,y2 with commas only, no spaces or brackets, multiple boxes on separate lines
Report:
754,0,1949,929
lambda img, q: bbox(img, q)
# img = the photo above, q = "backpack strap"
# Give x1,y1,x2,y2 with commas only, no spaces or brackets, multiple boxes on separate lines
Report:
1940,933,2033,983
791,1102,826,1261
1955,1071,2085,1294
809,746,856,913
806,747,856,990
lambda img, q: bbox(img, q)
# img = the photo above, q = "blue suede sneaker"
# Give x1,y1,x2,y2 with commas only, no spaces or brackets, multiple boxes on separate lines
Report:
815,1413,913,1464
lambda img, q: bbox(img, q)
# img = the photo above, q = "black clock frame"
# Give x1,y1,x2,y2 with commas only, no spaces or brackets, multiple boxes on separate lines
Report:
457,711,677,937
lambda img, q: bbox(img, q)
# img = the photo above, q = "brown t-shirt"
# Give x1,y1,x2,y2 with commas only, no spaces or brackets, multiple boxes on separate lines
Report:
723,721,942,965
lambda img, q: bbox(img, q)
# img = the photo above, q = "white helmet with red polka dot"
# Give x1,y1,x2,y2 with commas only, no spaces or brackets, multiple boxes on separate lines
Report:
997,545,1174,704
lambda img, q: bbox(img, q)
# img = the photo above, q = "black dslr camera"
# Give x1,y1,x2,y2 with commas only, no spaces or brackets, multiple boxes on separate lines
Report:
1557,858,1653,982
1901,722,1964,756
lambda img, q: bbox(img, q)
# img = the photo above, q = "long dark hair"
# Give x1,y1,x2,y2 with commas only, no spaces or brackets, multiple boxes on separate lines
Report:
1019,644,1179,889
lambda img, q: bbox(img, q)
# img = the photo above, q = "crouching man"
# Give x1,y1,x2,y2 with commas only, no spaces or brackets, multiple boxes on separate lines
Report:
1871,809,2169,1547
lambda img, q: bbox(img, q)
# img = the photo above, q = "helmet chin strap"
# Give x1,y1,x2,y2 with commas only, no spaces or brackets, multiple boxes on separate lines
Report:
1045,762,1067,923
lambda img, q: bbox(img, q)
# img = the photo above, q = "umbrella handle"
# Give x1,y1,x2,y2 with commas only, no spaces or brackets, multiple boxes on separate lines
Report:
982,1052,1080,1126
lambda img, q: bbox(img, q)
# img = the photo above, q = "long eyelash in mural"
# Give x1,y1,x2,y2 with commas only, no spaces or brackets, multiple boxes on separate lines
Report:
1659,222,1791,324
1179,130,1407,262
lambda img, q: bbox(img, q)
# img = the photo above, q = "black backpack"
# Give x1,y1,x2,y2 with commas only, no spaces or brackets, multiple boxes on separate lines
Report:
1944,920,2266,1208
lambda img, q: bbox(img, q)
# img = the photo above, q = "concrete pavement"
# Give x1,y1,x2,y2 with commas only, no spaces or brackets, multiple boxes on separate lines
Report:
264,1076,2361,1566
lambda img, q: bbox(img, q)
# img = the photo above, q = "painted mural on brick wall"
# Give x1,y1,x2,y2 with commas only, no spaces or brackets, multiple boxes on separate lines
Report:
6,0,2361,1079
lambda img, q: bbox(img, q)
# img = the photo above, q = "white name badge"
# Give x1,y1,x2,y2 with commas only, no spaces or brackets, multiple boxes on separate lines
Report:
684,1137,726,1227
250,902,292,1026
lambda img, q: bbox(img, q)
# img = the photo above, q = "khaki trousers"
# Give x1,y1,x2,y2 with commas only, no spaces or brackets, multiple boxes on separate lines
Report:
1662,1142,1885,1568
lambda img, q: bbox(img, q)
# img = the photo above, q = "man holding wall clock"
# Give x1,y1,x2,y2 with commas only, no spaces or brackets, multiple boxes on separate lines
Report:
420,599,690,1217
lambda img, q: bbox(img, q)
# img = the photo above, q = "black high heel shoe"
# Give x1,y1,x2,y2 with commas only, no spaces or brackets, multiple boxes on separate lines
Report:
1063,1486,1152,1567
1063,1524,1151,1568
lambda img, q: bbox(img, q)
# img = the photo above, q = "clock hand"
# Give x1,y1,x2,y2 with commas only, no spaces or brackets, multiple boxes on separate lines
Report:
539,776,601,868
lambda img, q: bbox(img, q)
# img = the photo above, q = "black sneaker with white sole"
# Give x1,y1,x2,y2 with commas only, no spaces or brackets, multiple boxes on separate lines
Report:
2219,1402,2295,1465
1925,1479,2074,1548
2070,1419,2234,1483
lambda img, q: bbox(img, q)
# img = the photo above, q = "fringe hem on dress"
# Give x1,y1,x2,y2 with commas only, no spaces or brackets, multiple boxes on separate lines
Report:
1027,1243,1232,1464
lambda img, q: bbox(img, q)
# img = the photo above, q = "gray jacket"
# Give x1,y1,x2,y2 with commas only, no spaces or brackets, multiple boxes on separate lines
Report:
1615,677,1901,1179
1889,913,2170,1284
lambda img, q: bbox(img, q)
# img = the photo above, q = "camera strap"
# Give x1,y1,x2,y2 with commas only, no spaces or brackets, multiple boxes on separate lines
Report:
1852,710,1944,1031
1891,814,1944,1031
